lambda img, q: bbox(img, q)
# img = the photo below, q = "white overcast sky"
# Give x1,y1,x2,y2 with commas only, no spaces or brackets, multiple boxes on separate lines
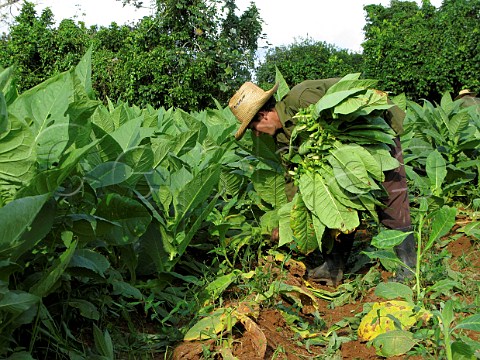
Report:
5,0,443,52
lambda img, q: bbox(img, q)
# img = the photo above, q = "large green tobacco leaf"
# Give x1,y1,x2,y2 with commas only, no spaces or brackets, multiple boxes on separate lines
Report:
424,206,456,253
8,70,75,168
252,168,287,207
65,98,99,149
0,113,36,198
68,249,111,279
425,150,446,195
345,116,393,133
30,240,78,297
91,106,116,134
278,201,294,247
172,110,208,136
150,134,174,167
328,145,373,193
175,193,221,265
357,193,381,223
219,169,244,197
16,141,99,198
448,111,470,136
74,46,95,99
454,314,480,332
337,129,396,145
95,193,152,245
110,116,154,151
0,290,39,315
366,144,400,172
0,93,7,135
0,66,18,106
10,198,55,263
353,92,392,117
335,89,391,117
135,224,169,275
155,130,198,162
333,95,370,115
181,142,226,173
326,73,378,93
299,172,359,233
138,192,221,274
85,161,133,189
0,194,50,259
107,101,129,128
275,66,290,101
290,194,319,254
199,109,237,145
174,165,221,230
311,213,326,251
374,282,413,303
346,144,384,181
89,130,124,164
170,167,194,196
318,167,364,211
371,229,410,249
122,146,155,187
313,88,365,117
146,166,174,214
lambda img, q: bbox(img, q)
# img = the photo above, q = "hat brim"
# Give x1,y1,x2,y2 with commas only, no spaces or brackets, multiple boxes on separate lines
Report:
234,83,279,140
455,92,476,100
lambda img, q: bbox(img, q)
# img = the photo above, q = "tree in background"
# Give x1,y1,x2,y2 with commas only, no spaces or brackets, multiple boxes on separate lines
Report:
0,0,262,110
362,0,480,101
255,37,363,88
0,3,57,90
107,0,263,109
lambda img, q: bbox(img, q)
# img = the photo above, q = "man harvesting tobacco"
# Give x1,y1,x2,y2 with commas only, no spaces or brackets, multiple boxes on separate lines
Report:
228,75,416,286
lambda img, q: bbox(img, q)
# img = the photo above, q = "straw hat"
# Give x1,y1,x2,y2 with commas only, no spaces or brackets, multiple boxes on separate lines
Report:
455,89,477,100
229,82,279,140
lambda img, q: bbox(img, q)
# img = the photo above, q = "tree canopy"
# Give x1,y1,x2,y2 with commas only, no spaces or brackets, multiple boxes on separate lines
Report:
255,38,363,89
1,0,479,106
362,0,480,101
0,0,263,110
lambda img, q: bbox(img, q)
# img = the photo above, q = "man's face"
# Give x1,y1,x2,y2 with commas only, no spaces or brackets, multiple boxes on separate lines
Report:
249,110,282,136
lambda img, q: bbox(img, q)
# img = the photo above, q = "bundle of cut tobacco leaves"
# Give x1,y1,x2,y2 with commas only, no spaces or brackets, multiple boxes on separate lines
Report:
277,74,402,254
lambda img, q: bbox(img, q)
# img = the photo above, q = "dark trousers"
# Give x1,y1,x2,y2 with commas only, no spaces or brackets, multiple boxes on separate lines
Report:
378,137,412,230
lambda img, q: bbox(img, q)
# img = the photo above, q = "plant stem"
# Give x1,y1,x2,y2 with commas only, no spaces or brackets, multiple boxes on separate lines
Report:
415,215,423,300
443,327,453,360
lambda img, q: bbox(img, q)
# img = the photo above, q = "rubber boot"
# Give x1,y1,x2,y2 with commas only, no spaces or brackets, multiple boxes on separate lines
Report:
393,228,417,282
308,233,354,287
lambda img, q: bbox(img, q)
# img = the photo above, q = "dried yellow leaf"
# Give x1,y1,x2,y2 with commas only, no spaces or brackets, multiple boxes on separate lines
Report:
358,300,432,341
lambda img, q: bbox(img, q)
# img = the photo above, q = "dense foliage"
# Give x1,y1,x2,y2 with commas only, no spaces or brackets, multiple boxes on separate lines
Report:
1,1,480,358
1,48,480,359
255,38,363,88
0,0,262,110
275,75,402,254
402,93,480,206
362,0,480,101
3,1,480,107
0,50,270,357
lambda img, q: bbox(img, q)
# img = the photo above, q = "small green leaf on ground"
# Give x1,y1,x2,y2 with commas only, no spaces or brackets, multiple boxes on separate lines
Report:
372,330,417,357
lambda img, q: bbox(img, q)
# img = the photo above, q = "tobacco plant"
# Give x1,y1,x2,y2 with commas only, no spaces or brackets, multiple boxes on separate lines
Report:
275,74,402,253
402,92,480,205
0,49,245,357
359,202,480,358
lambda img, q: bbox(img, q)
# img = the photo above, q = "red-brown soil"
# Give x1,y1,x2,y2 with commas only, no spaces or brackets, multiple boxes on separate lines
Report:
168,215,479,359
